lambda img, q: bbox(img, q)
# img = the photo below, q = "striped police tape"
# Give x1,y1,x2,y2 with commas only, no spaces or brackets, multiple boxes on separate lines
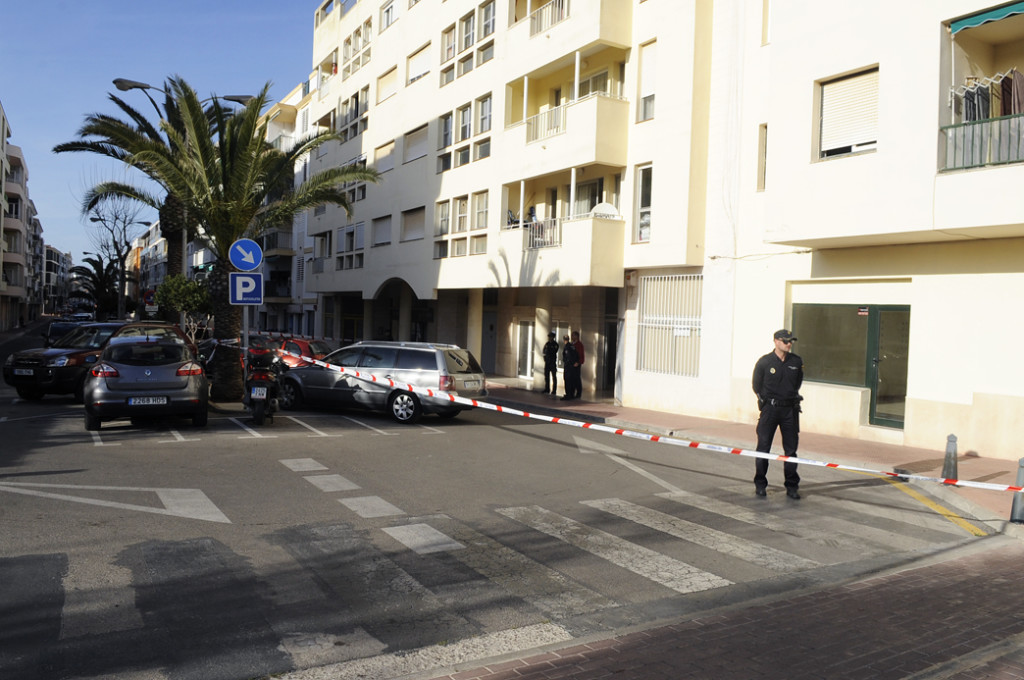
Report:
214,341,1024,496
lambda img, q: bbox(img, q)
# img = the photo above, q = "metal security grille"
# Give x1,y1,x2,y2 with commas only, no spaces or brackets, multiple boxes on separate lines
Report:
636,274,703,376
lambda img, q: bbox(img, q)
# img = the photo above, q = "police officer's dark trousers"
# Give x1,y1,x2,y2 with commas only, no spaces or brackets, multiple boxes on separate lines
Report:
754,403,800,491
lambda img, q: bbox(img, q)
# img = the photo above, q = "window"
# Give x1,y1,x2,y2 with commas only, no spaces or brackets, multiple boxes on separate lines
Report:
636,274,703,376
636,165,652,242
477,94,492,132
440,65,455,86
639,41,656,121
452,238,468,257
578,70,609,98
575,178,603,215
336,222,365,253
434,240,449,259
477,41,494,65
455,145,471,166
441,25,456,62
407,43,431,83
480,0,495,37
438,112,453,148
374,140,395,173
472,191,488,230
460,12,475,51
454,196,469,232
372,215,392,246
377,67,399,102
404,125,428,162
474,138,491,160
471,234,487,255
435,200,450,235
819,68,878,158
380,1,395,30
437,153,452,173
401,207,425,241
457,103,472,141
458,54,474,77
757,124,768,191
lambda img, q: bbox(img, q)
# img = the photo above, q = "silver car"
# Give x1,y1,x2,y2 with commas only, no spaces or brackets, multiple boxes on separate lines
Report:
82,337,209,431
278,341,487,423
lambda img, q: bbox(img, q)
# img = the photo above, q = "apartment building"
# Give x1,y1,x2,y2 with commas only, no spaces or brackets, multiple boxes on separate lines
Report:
1,137,44,330
43,246,71,315
289,0,1024,460
0,100,8,326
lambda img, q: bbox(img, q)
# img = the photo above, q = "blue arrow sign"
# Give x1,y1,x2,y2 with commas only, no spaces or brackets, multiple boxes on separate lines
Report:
229,238,263,272
229,273,263,305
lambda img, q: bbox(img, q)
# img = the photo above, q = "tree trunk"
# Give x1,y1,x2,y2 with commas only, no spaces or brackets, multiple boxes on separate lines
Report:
158,195,186,324
207,262,244,401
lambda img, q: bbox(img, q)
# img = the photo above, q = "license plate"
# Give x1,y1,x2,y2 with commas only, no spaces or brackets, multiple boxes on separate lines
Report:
128,396,168,406
250,386,268,399
463,380,480,389
14,368,33,376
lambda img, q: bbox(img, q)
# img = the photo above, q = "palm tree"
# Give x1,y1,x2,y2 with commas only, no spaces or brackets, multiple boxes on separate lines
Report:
69,256,119,320
59,75,380,399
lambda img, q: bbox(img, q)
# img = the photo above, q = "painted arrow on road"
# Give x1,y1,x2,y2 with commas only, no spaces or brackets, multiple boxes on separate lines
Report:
0,482,231,523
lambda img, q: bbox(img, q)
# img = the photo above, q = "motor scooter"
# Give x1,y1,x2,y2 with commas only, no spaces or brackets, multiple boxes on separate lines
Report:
242,349,283,426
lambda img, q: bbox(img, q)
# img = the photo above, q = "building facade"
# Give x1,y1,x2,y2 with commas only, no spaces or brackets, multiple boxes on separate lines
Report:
284,0,1024,461
1,134,44,330
43,246,71,315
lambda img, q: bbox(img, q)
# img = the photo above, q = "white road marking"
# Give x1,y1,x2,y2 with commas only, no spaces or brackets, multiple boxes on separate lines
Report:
286,415,341,437
418,424,443,434
383,523,463,553
158,428,200,443
230,417,277,438
342,415,398,435
90,432,120,447
340,496,405,518
582,498,820,572
498,505,732,594
305,474,361,493
280,458,328,472
0,483,230,523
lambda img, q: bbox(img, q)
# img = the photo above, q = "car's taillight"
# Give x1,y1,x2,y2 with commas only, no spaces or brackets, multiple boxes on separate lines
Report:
439,375,455,392
176,362,204,376
91,364,119,378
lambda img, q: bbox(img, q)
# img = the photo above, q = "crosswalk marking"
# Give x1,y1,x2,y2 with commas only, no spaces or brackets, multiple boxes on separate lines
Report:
383,523,464,553
280,458,328,472
582,498,820,572
497,505,733,594
340,495,405,518
305,474,361,492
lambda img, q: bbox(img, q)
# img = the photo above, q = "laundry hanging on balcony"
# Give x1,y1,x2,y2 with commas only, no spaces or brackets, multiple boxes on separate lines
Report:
954,68,1024,121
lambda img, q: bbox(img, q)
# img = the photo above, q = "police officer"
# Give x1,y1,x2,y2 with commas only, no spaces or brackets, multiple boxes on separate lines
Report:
542,331,559,395
752,329,804,499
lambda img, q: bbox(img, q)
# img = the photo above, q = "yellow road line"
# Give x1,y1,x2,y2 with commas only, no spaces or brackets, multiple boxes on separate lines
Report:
850,470,987,536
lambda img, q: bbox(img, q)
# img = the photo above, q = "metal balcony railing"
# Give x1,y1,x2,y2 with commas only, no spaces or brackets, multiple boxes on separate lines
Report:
940,113,1024,171
526,105,567,143
524,218,561,249
530,0,570,35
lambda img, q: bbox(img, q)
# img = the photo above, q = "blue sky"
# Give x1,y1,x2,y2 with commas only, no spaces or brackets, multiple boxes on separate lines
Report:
1,1,319,264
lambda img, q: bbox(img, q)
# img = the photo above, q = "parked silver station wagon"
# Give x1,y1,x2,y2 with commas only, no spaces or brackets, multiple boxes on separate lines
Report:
278,341,487,423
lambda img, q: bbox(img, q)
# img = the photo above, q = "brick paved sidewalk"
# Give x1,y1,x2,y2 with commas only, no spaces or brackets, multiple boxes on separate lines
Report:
419,537,1024,680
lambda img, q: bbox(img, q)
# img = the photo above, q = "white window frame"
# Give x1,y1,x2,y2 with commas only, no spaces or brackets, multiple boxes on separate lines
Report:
818,68,879,159
477,94,492,133
460,12,475,51
380,1,395,31
480,0,495,37
636,164,652,243
472,191,488,230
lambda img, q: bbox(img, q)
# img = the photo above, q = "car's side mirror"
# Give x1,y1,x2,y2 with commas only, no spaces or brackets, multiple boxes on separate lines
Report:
84,355,98,364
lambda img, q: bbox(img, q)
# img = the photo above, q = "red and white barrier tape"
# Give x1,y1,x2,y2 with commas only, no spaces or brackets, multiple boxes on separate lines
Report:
259,348,1024,495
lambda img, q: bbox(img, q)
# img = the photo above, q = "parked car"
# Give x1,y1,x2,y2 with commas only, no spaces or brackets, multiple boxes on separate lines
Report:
82,336,209,431
277,340,487,423
275,337,335,368
40,320,81,347
3,321,193,402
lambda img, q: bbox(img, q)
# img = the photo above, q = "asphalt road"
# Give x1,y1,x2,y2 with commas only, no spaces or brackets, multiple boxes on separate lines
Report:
0,334,998,680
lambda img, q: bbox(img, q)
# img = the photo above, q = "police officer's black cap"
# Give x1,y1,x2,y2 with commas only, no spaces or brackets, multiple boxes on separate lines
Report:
774,329,797,342
548,331,556,337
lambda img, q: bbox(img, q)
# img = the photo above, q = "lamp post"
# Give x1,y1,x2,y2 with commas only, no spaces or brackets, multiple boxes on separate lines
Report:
113,78,255,327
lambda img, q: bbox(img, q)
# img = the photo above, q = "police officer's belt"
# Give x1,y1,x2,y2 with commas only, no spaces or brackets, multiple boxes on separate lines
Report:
767,398,798,407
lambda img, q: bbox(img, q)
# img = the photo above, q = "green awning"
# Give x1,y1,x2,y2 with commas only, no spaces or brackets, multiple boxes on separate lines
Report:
951,1,1024,35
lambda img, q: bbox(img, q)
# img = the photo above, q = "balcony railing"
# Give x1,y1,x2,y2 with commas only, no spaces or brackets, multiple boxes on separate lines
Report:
530,0,570,35
524,218,561,249
940,113,1024,171
526,104,567,143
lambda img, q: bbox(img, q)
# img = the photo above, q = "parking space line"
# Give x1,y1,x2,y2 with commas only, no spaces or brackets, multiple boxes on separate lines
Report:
286,416,341,437
418,424,443,434
90,432,120,447
229,417,278,438
342,416,398,435
158,428,201,444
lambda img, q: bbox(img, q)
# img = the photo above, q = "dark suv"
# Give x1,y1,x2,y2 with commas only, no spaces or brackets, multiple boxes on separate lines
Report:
3,322,193,402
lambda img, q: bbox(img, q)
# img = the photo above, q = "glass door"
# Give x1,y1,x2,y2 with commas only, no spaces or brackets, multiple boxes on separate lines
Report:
517,320,534,378
868,306,910,428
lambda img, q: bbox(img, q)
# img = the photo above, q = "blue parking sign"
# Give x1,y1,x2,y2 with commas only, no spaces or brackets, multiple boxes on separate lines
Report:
229,273,263,305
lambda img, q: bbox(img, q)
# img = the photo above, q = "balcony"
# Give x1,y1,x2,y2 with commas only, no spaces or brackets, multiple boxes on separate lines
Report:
502,93,629,178
507,0,632,75
265,280,292,304
262,230,295,258
940,114,1024,171
498,213,623,287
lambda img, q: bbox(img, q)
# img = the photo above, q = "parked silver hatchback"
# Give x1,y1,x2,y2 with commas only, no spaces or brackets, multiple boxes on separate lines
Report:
82,336,209,431
278,341,487,423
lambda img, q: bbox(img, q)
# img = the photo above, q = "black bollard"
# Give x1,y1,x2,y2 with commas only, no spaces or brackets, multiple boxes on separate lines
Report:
1011,459,1024,524
941,434,958,480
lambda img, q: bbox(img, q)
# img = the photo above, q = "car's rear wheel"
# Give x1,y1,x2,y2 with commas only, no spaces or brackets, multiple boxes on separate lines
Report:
16,387,44,401
84,410,101,431
279,380,303,410
388,391,422,424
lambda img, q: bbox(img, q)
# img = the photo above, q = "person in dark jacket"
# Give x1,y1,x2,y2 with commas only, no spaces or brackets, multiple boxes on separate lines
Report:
561,335,578,400
542,331,559,395
752,329,804,499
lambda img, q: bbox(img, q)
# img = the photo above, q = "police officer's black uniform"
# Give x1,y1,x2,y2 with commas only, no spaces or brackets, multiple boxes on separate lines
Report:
542,332,559,394
752,329,803,498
